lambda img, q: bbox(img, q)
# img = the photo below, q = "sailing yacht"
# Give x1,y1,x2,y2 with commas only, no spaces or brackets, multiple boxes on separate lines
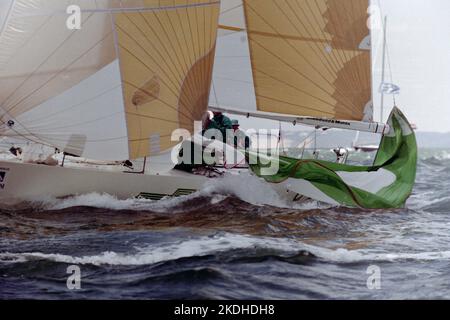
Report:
0,0,417,208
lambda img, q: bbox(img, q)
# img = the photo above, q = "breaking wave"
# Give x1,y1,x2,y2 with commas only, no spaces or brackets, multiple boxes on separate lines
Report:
25,173,320,212
2,232,450,267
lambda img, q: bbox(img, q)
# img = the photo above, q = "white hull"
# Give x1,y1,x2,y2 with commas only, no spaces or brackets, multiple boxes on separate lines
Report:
0,160,208,204
0,159,338,206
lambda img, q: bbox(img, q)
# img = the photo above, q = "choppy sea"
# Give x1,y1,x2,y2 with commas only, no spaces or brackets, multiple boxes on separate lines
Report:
1,149,449,299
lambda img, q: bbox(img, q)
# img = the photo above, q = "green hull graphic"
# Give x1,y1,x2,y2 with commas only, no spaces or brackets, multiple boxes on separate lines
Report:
248,107,417,209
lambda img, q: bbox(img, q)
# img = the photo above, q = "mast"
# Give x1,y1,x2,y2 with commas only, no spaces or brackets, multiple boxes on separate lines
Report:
380,16,388,123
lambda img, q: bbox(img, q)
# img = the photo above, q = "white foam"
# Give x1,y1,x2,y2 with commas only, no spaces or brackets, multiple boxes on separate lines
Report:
0,233,277,266
2,233,450,266
43,193,140,211
30,171,322,212
420,150,450,162
35,191,209,212
408,193,450,211
200,173,322,209
328,248,450,262
201,173,286,206
434,151,450,161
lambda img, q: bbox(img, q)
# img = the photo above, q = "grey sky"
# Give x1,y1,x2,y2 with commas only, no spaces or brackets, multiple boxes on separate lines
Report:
372,0,450,132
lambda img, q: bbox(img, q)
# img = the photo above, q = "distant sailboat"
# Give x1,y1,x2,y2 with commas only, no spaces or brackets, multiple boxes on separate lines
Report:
0,0,417,208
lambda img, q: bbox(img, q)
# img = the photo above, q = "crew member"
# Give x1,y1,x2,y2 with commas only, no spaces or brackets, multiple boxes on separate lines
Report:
206,111,232,142
230,119,251,150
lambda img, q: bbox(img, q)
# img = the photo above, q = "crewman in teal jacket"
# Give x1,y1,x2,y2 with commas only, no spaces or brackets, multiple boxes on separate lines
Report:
204,111,232,143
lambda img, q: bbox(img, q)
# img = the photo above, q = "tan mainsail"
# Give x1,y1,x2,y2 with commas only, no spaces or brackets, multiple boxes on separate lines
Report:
115,1,219,158
241,0,371,121
0,0,219,160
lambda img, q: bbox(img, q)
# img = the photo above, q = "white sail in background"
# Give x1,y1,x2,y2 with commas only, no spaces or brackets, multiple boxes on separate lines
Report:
0,0,220,160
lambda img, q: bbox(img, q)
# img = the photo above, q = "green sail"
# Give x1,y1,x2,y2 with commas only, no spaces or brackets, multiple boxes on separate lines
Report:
248,107,417,209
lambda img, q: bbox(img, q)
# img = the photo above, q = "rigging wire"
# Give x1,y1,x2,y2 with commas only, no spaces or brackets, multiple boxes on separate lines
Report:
212,79,221,108
376,0,397,107
277,121,287,156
